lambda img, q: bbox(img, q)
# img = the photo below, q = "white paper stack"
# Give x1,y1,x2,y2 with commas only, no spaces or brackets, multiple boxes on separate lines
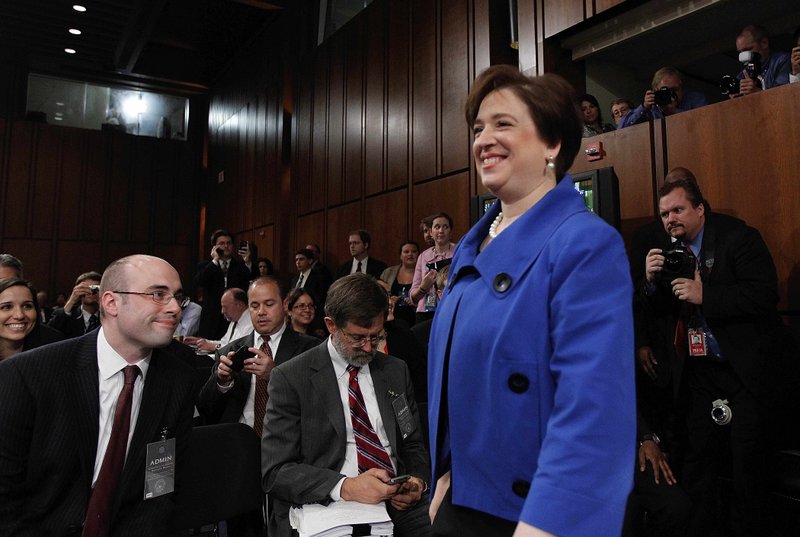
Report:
289,500,394,537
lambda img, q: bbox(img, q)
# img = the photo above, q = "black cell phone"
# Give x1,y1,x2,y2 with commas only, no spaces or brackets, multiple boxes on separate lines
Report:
230,345,255,373
239,240,249,250
215,247,224,257
388,474,411,485
425,258,452,272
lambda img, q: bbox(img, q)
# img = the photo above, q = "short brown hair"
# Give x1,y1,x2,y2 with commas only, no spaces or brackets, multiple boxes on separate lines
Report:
464,64,582,181
658,179,704,209
325,273,387,328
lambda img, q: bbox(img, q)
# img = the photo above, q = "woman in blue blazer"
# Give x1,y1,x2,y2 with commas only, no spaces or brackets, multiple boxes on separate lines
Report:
428,65,636,537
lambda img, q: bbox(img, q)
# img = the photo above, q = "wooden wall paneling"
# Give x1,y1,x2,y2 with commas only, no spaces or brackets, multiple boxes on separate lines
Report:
440,0,471,176
130,137,155,244
3,238,51,292
411,0,438,183
296,211,326,257
595,0,626,15
364,189,409,266
57,129,86,240
293,70,314,215
411,173,471,243
152,243,192,286
364,1,386,196
243,100,257,232
344,17,365,203
471,0,492,75
82,130,108,243
31,125,60,239
327,35,346,205
4,121,34,237
665,83,800,310
517,0,539,75
107,134,133,242
55,240,105,294
543,0,584,39
312,49,330,207
326,202,362,271
570,121,656,243
253,224,275,276
386,0,410,190
264,89,280,224
152,141,178,245
253,94,269,226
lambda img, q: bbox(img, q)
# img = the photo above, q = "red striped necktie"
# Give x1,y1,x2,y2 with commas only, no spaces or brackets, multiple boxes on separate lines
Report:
347,365,394,476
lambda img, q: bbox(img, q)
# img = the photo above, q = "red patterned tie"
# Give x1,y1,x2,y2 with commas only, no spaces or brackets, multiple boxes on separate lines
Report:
253,337,271,437
82,365,140,537
347,365,394,476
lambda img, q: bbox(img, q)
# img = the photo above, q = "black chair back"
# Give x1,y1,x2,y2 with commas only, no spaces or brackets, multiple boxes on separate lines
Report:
170,423,262,531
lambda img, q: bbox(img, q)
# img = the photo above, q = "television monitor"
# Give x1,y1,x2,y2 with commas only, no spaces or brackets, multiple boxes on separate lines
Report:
571,166,621,229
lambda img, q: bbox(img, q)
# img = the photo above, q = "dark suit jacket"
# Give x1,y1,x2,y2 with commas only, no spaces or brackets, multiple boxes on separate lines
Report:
335,257,387,280
0,333,196,537
261,342,430,537
48,306,99,339
642,213,778,396
193,258,252,340
23,323,65,351
197,328,318,426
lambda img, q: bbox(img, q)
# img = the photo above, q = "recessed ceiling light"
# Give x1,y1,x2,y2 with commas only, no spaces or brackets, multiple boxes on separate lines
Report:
65,48,76,54
55,112,63,117
72,5,87,12
69,28,82,35
56,102,64,106
54,117,63,121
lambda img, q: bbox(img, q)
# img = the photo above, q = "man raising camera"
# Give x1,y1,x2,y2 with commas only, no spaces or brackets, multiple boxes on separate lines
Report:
618,67,707,128
734,24,790,96
642,179,779,537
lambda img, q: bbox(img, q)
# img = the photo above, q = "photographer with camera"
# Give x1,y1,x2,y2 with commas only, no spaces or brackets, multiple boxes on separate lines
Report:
729,24,790,97
642,179,778,537
48,270,103,338
618,67,707,129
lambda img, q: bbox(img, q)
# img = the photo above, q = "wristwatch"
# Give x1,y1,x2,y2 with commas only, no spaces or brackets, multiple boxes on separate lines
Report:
639,433,661,446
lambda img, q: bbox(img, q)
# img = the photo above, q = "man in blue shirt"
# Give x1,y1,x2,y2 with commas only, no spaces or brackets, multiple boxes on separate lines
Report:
734,24,790,96
618,67,707,128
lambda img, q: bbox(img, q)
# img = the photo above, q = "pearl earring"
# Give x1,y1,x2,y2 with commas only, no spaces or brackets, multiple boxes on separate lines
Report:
546,156,555,170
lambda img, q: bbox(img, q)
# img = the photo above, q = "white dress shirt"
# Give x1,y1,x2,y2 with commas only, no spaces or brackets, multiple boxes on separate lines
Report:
208,312,254,349
230,323,286,430
327,337,396,499
92,328,150,484
296,269,311,288
349,256,370,274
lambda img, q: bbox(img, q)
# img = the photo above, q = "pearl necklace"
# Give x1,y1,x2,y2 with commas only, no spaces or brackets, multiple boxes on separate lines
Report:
488,212,504,238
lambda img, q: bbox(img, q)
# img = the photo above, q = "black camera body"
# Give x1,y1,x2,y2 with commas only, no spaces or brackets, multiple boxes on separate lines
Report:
653,87,677,107
720,50,762,96
425,258,452,272
657,241,696,282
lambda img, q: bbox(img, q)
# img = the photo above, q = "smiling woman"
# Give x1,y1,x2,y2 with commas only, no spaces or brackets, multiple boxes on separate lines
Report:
0,279,38,360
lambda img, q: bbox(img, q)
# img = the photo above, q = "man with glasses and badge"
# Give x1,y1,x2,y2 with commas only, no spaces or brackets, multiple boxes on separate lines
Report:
0,254,197,536
262,273,431,537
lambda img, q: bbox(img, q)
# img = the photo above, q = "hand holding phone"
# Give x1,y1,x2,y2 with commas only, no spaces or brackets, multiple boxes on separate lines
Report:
230,345,255,373
388,474,411,485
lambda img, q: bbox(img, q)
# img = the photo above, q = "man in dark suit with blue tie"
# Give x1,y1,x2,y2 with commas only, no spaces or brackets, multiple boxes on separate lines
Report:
262,273,430,537
0,255,196,537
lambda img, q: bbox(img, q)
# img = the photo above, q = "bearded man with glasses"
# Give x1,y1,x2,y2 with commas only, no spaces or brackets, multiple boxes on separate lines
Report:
262,273,431,537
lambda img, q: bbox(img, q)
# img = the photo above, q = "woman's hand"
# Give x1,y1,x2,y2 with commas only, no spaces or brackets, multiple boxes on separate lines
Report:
429,471,451,523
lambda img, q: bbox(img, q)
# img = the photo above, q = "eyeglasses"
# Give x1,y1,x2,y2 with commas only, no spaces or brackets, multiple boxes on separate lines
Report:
340,329,386,348
114,290,190,308
293,303,315,310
